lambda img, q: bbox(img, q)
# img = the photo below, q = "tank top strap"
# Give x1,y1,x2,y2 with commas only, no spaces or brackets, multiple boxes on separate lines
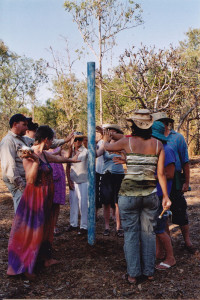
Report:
129,137,134,153
156,139,159,155
43,151,52,170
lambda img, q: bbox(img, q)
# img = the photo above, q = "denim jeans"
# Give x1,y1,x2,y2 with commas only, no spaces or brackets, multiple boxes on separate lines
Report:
119,192,159,277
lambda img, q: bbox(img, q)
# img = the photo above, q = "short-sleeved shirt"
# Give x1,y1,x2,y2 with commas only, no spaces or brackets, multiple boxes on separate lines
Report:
167,130,189,172
102,151,124,175
96,139,104,174
156,143,176,197
70,146,88,183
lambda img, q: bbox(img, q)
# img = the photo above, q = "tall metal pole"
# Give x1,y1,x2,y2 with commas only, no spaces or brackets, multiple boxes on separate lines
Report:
87,62,96,245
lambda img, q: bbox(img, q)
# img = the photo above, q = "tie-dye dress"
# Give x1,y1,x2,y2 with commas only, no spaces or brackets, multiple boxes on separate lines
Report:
7,158,55,275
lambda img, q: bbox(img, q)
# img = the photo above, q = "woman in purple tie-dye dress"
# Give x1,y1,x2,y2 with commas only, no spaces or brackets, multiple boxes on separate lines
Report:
7,126,79,280
49,147,66,234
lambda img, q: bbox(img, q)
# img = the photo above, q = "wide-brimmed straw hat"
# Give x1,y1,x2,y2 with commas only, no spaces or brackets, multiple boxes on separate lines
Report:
102,124,123,134
152,121,168,142
126,109,153,129
152,112,174,123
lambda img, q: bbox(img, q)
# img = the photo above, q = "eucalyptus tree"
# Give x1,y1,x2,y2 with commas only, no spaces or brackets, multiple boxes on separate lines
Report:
107,43,199,131
0,40,48,137
64,0,143,124
48,43,88,133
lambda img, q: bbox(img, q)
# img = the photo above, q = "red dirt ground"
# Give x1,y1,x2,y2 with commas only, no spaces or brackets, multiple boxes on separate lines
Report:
0,159,200,299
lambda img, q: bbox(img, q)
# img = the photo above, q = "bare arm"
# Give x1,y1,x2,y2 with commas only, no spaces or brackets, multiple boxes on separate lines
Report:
110,132,124,141
23,154,40,184
157,147,171,210
50,132,74,149
182,162,190,192
96,143,105,157
165,163,175,180
103,135,128,153
45,151,80,163
155,163,175,180
66,163,74,190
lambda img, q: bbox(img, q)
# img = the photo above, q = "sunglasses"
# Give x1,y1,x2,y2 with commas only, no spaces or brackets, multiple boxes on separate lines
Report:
74,138,83,142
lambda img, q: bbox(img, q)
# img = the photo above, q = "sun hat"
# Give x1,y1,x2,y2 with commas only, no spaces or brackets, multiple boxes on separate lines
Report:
74,131,86,139
126,109,153,129
152,121,168,142
152,112,174,123
102,124,123,134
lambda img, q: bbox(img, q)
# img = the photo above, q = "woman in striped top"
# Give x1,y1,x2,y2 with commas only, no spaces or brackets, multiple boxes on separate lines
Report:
103,109,171,284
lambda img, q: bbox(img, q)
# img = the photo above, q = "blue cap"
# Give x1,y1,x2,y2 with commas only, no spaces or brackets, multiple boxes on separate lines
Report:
152,121,168,142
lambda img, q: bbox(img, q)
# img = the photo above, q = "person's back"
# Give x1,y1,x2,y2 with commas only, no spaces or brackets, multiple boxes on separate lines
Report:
102,109,171,284
120,136,159,197
127,135,159,155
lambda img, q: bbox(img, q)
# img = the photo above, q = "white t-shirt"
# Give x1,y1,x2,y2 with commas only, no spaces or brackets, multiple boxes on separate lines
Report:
70,146,88,183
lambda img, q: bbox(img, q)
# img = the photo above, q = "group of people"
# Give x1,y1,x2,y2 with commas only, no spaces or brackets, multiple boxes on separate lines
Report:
0,109,195,283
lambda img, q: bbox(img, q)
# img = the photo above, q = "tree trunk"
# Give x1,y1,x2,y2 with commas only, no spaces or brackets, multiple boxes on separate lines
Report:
98,5,103,125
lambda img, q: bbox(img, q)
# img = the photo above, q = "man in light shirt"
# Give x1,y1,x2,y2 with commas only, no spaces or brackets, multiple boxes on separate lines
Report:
0,114,29,212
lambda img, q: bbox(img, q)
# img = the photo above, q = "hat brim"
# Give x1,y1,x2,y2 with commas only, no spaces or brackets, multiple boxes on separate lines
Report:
159,117,174,123
74,135,86,139
96,126,103,133
126,118,153,129
105,127,123,134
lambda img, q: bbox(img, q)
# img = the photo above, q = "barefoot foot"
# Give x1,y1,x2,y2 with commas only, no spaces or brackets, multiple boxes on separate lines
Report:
44,259,60,268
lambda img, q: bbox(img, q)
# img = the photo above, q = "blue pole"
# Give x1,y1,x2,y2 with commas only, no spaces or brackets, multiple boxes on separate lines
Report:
87,62,96,245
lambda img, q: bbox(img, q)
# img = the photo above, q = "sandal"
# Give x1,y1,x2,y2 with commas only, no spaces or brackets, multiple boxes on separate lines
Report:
155,262,176,270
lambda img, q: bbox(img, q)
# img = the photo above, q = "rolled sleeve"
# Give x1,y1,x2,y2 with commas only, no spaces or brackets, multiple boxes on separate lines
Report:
0,139,25,189
51,139,65,149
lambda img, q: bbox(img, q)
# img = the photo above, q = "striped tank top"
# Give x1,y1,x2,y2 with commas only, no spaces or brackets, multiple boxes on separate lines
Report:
119,138,158,197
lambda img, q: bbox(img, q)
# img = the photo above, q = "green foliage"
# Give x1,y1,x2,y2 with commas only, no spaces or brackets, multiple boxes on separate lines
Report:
50,73,88,133
64,0,143,123
0,40,48,137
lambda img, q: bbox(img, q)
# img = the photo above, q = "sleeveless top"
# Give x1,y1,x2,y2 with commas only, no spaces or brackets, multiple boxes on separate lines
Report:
119,138,159,197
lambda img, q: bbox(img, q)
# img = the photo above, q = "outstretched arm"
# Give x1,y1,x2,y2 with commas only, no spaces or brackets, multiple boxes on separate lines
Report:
157,146,171,210
45,151,80,164
103,131,127,152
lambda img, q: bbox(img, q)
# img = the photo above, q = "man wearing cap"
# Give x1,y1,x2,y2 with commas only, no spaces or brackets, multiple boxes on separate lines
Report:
152,121,176,269
0,114,29,212
152,112,194,253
